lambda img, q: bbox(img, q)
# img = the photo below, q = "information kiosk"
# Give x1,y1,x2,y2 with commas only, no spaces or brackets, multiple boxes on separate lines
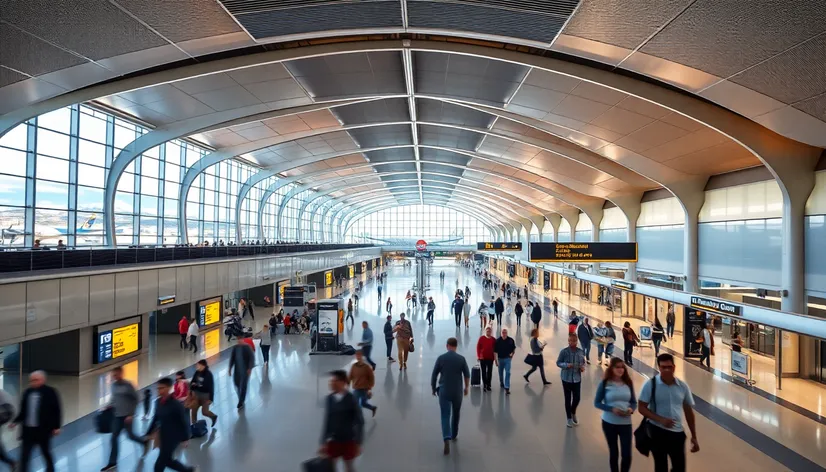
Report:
312,298,343,355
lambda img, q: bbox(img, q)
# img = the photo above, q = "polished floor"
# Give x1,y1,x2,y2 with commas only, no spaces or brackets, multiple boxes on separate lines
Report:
2,260,825,471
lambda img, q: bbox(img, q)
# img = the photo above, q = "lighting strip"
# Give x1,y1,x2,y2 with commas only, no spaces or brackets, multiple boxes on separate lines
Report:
402,44,423,204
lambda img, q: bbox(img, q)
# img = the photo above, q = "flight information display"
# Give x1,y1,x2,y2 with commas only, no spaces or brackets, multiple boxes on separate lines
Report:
198,296,222,328
96,321,140,364
530,242,638,263
476,242,522,251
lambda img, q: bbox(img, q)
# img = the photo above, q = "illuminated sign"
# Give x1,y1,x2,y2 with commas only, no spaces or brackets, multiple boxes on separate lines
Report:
611,280,635,290
690,296,741,317
203,328,220,358
416,240,427,251
158,295,176,306
530,242,638,263
324,271,333,286
96,321,141,364
348,265,354,278
476,242,522,251
198,296,222,327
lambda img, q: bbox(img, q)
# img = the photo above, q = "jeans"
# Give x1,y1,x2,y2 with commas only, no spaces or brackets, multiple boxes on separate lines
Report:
188,334,197,352
653,337,662,356
454,311,462,327
20,428,55,472
234,374,249,406
179,333,188,349
362,345,376,369
496,312,502,324
515,314,521,326
426,310,434,325
108,415,145,465
623,344,634,365
602,421,632,472
561,381,581,419
385,338,393,358
598,343,605,360
497,358,512,389
700,345,711,368
261,344,270,363
0,435,13,466
154,444,191,472
353,389,376,412
651,429,686,472
479,359,494,389
438,393,462,440
581,341,591,360
666,322,675,338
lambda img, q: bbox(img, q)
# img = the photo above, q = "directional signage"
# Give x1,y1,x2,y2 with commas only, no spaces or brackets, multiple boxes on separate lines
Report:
530,242,638,263
476,242,523,251
690,296,742,317
611,280,635,290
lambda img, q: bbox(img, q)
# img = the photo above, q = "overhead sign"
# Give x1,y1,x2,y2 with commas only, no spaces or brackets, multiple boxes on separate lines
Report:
415,239,427,251
611,280,635,290
158,295,176,306
198,296,222,328
348,265,354,278
690,296,742,317
477,242,522,251
324,270,333,286
530,242,638,263
96,322,140,364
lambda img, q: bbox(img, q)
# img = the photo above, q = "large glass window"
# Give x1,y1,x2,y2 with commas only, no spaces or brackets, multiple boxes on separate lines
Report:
344,205,492,245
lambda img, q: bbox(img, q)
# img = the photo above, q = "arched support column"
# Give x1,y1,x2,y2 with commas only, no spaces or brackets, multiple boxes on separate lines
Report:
668,178,709,293
610,194,643,283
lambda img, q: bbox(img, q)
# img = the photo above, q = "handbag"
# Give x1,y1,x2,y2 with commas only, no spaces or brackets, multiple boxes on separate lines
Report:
523,354,538,366
634,375,658,456
409,339,415,353
183,392,198,410
302,456,334,472
95,408,113,434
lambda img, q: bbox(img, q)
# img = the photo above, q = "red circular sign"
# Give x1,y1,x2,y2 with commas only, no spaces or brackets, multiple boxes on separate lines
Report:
415,239,427,251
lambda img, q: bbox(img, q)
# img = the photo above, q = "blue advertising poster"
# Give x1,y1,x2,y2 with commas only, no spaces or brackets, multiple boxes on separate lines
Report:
97,329,113,363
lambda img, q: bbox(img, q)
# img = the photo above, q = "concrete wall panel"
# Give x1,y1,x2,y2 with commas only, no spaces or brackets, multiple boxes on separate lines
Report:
0,283,26,342
204,264,219,295
115,272,139,319
190,265,205,301
138,270,159,314
26,280,60,336
60,277,89,328
89,274,115,324
158,268,176,300
176,266,191,304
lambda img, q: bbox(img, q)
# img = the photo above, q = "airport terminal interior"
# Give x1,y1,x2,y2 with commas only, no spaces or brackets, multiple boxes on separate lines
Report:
1,1,826,471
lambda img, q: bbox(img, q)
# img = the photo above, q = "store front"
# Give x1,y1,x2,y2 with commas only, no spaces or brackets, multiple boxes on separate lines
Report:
685,295,774,358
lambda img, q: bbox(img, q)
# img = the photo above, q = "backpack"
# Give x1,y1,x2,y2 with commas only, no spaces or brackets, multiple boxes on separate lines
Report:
190,419,208,438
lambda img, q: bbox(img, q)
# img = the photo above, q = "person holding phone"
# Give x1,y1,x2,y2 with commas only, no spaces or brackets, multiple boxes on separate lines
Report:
556,333,586,428
594,358,637,472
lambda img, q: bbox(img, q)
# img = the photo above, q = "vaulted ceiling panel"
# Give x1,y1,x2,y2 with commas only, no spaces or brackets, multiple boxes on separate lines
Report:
332,98,410,126
347,124,414,148
284,51,405,99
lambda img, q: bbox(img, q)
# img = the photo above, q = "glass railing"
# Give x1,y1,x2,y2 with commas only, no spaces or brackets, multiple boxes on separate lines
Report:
0,244,375,274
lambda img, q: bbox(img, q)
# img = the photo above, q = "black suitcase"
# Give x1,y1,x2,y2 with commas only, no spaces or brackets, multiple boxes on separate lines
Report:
471,364,481,387
303,457,334,472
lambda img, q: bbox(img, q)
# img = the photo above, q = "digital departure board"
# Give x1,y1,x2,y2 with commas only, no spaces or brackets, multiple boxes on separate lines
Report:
324,270,333,286
530,242,638,263
96,319,141,364
198,296,222,328
476,242,523,251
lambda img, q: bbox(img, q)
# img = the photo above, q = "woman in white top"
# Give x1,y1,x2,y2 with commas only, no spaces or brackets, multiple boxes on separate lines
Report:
187,319,199,353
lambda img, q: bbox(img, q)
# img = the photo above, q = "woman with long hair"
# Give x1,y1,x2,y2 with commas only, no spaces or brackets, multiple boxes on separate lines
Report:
593,358,637,472
189,359,218,427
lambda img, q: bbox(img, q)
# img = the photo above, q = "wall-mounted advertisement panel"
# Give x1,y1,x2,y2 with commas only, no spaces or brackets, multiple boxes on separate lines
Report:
94,316,142,364
198,296,223,329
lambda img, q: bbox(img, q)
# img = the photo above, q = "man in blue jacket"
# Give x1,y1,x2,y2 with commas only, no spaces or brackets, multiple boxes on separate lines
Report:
147,377,195,472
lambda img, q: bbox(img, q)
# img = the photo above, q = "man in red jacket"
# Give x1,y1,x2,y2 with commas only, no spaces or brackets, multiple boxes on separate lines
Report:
476,326,496,391
177,316,189,350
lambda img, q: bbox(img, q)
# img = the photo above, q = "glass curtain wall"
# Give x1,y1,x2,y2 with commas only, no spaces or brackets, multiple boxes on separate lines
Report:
344,205,492,244
0,104,293,248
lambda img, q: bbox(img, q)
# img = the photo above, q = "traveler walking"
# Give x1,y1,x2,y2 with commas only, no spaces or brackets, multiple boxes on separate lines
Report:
146,378,196,472
187,318,199,353
621,322,640,366
347,299,355,324
172,371,189,404
476,327,496,391
568,311,579,334
377,284,382,300
651,317,667,357
430,337,470,455
530,301,542,330
451,294,465,327
552,298,559,317
462,298,471,328
494,328,516,394
556,333,586,427
349,350,377,417
426,297,436,325
393,312,414,370
478,302,488,329
666,307,676,338
638,354,700,472
386,297,393,315
514,301,523,326
603,321,617,365
255,322,273,366
0,389,16,470
594,321,608,363
101,366,149,471
523,329,551,385
320,370,364,472
13,371,62,472
594,358,637,472
189,360,217,426
577,317,594,364
383,315,395,362
178,315,189,349
487,297,496,325
406,290,412,308
357,321,376,370
494,296,505,324
228,338,255,409
699,323,714,369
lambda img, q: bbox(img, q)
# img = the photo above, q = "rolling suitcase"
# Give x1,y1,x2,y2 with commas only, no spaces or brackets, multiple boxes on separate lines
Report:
190,419,208,438
471,364,481,387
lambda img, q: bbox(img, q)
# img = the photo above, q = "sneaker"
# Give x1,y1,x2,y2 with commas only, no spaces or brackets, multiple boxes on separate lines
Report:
443,440,450,455
211,415,218,428
542,381,551,386
566,419,573,428
372,406,378,418
523,374,529,383
101,465,117,471
505,388,510,395
572,415,579,426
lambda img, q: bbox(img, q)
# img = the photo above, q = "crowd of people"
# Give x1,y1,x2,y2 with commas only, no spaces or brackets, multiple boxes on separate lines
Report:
0,262,703,472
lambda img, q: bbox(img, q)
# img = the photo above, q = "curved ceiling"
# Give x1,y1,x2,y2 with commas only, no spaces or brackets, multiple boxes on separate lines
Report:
1,0,823,242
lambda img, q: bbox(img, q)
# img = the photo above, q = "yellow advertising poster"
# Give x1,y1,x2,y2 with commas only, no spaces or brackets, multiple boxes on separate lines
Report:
203,300,220,326
325,271,333,286
112,323,139,359
348,265,354,278
203,328,220,358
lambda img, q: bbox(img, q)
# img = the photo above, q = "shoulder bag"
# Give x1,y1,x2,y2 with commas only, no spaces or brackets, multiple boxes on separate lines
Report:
634,376,658,456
